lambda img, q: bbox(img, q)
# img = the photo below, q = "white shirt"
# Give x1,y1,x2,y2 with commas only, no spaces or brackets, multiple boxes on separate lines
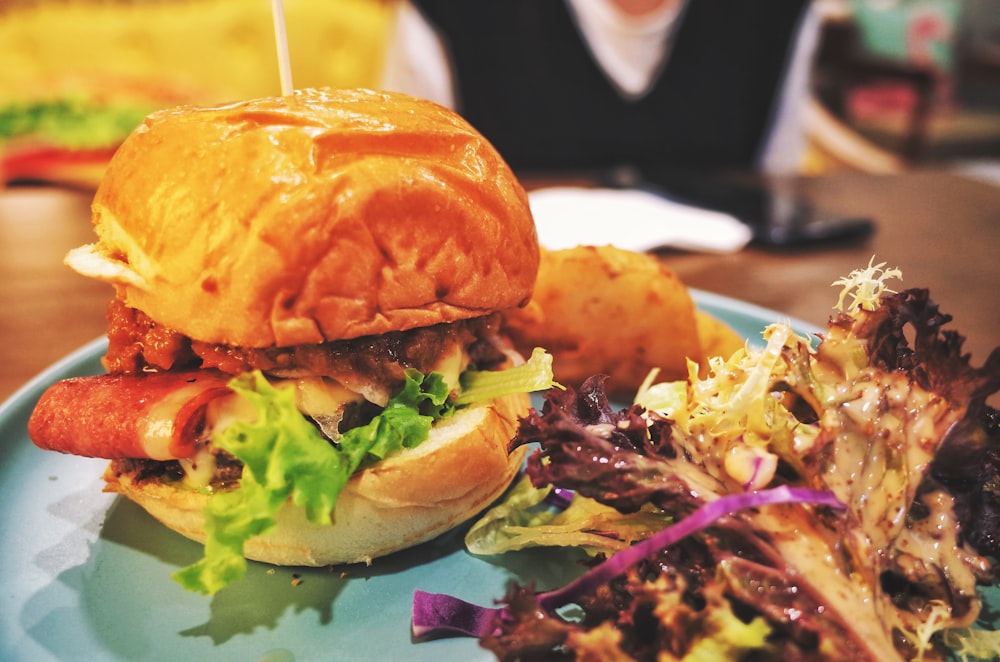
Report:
566,0,685,100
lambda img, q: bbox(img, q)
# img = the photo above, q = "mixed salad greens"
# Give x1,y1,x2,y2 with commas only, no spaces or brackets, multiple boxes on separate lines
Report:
414,260,1000,661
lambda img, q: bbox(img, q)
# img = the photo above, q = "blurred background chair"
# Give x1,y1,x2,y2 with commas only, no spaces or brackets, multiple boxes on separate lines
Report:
811,8,937,163
810,0,1000,177
800,95,904,174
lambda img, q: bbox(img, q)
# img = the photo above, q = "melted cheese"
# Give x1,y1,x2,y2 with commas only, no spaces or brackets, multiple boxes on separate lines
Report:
293,377,365,419
179,447,218,489
173,344,471,487
178,392,259,489
138,381,226,460
431,344,466,397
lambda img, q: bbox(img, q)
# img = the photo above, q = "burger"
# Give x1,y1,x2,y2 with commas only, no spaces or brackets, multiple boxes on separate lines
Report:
27,87,547,594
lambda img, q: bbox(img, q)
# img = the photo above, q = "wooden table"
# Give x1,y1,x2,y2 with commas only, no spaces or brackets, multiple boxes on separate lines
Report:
663,171,1000,368
1,171,998,403
1,186,108,402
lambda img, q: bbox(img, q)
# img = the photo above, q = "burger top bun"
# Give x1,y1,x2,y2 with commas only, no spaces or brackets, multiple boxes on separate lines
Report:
68,87,539,347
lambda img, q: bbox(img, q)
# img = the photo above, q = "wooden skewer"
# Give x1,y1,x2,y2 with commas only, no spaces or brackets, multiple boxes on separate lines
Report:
271,0,294,96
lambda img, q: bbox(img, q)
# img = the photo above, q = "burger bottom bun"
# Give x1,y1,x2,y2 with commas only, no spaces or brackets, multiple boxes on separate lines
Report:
103,392,528,567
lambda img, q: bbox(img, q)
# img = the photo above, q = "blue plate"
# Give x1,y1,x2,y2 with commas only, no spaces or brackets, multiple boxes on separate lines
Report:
0,292,990,660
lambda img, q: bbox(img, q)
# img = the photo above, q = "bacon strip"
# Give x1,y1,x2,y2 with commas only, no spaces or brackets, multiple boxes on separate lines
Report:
28,370,233,460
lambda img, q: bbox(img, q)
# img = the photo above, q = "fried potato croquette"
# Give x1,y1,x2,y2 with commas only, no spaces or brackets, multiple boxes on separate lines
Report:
503,245,717,399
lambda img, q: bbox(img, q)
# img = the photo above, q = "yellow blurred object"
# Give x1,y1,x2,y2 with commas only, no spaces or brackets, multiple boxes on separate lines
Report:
0,0,393,105
0,0,393,187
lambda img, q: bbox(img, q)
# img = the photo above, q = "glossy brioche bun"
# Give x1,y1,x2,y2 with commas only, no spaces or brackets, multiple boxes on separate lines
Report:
103,392,528,566
68,87,539,347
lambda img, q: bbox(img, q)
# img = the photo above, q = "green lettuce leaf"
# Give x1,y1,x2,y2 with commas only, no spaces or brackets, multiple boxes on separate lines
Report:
465,475,670,556
456,347,559,405
173,368,455,594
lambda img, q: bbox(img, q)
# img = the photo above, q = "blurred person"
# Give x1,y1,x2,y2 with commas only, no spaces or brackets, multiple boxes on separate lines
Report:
382,0,821,174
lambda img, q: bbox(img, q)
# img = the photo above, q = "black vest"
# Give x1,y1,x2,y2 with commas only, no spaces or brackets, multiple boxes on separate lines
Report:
411,0,810,173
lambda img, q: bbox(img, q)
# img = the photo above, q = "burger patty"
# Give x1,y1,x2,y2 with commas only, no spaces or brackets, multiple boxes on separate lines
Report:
111,449,243,489
103,299,509,394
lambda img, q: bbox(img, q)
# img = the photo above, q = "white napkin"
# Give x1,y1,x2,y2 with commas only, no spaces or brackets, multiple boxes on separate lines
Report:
528,186,752,253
